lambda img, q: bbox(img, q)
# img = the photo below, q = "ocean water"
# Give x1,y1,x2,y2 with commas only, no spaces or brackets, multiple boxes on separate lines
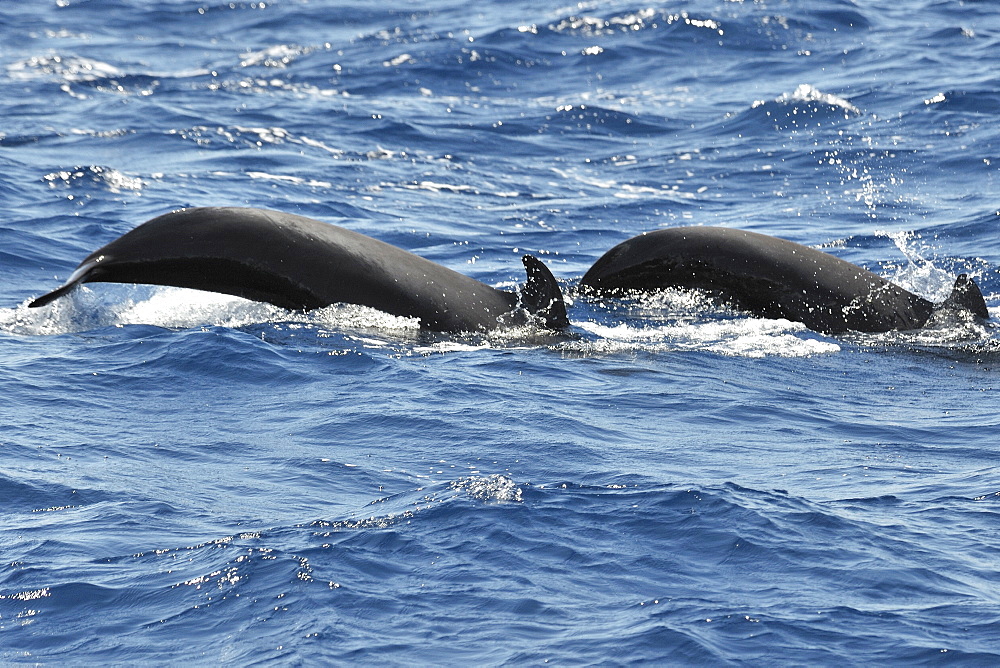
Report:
2,0,999,664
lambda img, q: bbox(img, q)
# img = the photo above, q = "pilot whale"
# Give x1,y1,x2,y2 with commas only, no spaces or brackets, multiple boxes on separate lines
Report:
580,226,989,334
29,207,569,333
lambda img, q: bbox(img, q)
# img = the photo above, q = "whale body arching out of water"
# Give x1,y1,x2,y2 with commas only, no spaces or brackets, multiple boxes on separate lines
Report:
29,207,569,333
580,226,989,334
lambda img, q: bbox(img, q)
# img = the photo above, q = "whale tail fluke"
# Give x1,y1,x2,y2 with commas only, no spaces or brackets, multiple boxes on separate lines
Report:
940,274,989,319
520,255,569,329
28,257,105,308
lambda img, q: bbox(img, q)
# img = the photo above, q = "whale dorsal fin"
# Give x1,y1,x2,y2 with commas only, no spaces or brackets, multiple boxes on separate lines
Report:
520,255,569,329
940,274,989,319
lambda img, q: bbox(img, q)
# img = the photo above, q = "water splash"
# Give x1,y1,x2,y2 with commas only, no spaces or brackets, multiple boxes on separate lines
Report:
778,83,860,115
450,474,523,503
881,230,967,302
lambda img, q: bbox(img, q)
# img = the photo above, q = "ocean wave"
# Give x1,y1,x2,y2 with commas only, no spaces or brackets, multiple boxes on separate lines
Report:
720,83,863,135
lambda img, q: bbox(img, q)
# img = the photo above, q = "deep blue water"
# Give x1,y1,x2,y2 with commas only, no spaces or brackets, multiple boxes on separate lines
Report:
2,0,1000,664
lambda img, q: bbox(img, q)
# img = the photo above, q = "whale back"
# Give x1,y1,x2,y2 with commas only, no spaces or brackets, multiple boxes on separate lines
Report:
30,207,567,333
580,227,943,333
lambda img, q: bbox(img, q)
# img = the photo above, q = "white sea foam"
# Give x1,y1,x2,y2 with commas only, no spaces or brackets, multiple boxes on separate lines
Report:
574,318,841,357
0,286,419,337
450,474,523,503
239,44,313,68
779,83,860,115
7,55,124,82
42,166,145,193
246,171,333,188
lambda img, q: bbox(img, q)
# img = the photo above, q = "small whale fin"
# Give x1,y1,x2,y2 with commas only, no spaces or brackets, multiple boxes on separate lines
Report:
939,274,989,319
28,256,104,308
520,255,569,329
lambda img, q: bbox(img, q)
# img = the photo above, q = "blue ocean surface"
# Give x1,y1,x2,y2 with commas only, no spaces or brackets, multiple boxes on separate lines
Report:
2,0,999,664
